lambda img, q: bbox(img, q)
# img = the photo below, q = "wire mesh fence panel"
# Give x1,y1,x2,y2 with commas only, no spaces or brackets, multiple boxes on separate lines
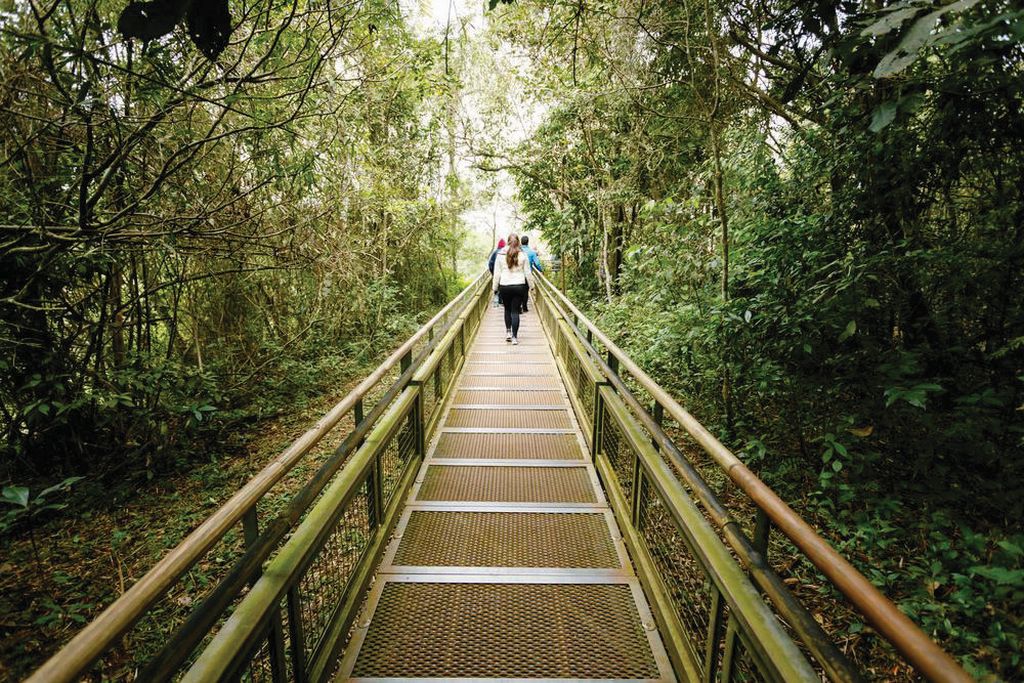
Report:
601,405,635,502
422,375,438,429
238,633,277,683
568,351,596,425
724,631,764,683
379,411,416,506
636,471,711,674
295,483,371,665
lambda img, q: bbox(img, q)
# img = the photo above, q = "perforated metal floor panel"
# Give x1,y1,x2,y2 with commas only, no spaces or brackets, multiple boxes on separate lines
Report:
393,511,621,568
418,465,598,503
454,388,565,405
445,407,573,429
460,374,562,389
469,352,552,362
476,341,546,348
335,304,674,682
433,431,585,460
352,582,661,679
464,363,556,376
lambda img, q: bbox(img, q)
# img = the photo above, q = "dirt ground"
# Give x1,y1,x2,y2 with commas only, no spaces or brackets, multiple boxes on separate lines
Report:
0,378,365,682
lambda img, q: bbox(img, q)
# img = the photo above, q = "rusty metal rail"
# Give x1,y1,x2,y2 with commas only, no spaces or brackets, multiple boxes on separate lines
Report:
27,272,490,683
30,267,970,683
533,272,971,683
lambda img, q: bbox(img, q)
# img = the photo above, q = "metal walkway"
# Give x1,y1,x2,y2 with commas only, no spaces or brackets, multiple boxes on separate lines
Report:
335,306,675,681
30,272,970,683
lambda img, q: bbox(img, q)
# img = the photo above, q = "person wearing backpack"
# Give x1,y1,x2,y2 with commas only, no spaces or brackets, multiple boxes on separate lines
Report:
519,234,543,313
487,238,506,306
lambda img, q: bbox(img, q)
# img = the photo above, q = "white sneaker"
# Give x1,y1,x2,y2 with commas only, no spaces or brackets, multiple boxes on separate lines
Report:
511,337,519,345
505,330,512,342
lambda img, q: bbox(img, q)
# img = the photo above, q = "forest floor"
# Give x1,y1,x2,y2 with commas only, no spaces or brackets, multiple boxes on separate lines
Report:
0,369,372,682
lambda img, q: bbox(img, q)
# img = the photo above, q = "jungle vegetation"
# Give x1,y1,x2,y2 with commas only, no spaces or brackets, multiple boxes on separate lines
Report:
1,0,1022,680
483,0,1024,678
0,0,468,676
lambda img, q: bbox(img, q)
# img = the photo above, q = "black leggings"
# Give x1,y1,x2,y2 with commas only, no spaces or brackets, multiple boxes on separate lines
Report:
498,284,528,336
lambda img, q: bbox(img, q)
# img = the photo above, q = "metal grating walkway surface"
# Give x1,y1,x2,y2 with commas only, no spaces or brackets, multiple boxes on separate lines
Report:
336,306,676,683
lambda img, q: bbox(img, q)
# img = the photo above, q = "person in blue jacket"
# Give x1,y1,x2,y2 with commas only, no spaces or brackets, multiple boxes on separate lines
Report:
488,238,506,305
519,234,543,313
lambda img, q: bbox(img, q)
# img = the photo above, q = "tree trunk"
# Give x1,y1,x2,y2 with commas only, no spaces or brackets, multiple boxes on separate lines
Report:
600,205,613,303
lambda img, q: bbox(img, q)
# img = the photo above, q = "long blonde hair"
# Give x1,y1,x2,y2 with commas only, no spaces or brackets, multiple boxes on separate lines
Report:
505,233,521,269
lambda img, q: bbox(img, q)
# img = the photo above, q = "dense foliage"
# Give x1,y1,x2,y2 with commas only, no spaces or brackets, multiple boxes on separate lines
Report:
2,0,1022,678
486,0,1024,677
0,0,467,485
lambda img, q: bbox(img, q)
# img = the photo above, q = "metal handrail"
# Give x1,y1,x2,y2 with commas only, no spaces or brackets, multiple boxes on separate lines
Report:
180,278,490,681
538,281,858,680
534,273,971,683
598,380,819,681
27,271,489,683
182,388,420,682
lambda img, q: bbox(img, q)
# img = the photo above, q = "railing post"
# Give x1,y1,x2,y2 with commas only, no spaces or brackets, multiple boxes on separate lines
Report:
356,399,381,532
242,509,288,683
354,398,365,437
630,459,644,527
286,586,306,683
242,507,259,549
703,586,727,683
370,459,384,533
263,610,287,683
416,382,426,461
720,620,740,682
591,384,605,463
753,507,772,559
432,360,441,411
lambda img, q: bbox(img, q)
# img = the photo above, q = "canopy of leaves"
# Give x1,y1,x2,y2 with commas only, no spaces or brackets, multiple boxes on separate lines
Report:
483,0,1024,678
0,0,469,477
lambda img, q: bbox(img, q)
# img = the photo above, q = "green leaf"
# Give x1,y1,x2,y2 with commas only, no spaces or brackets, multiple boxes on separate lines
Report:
839,320,857,341
874,0,983,78
861,7,922,38
970,565,1024,585
37,476,84,500
2,486,30,508
832,459,844,472
997,540,1024,557
870,101,898,132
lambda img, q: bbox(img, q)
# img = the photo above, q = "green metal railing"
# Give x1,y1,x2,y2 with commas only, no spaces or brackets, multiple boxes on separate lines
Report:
28,272,491,683
31,265,970,683
532,273,970,683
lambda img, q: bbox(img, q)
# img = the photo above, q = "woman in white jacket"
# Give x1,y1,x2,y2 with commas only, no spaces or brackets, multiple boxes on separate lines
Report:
491,233,533,344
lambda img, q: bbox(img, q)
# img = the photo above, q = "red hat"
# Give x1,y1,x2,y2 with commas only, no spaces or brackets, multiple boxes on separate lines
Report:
498,239,506,248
